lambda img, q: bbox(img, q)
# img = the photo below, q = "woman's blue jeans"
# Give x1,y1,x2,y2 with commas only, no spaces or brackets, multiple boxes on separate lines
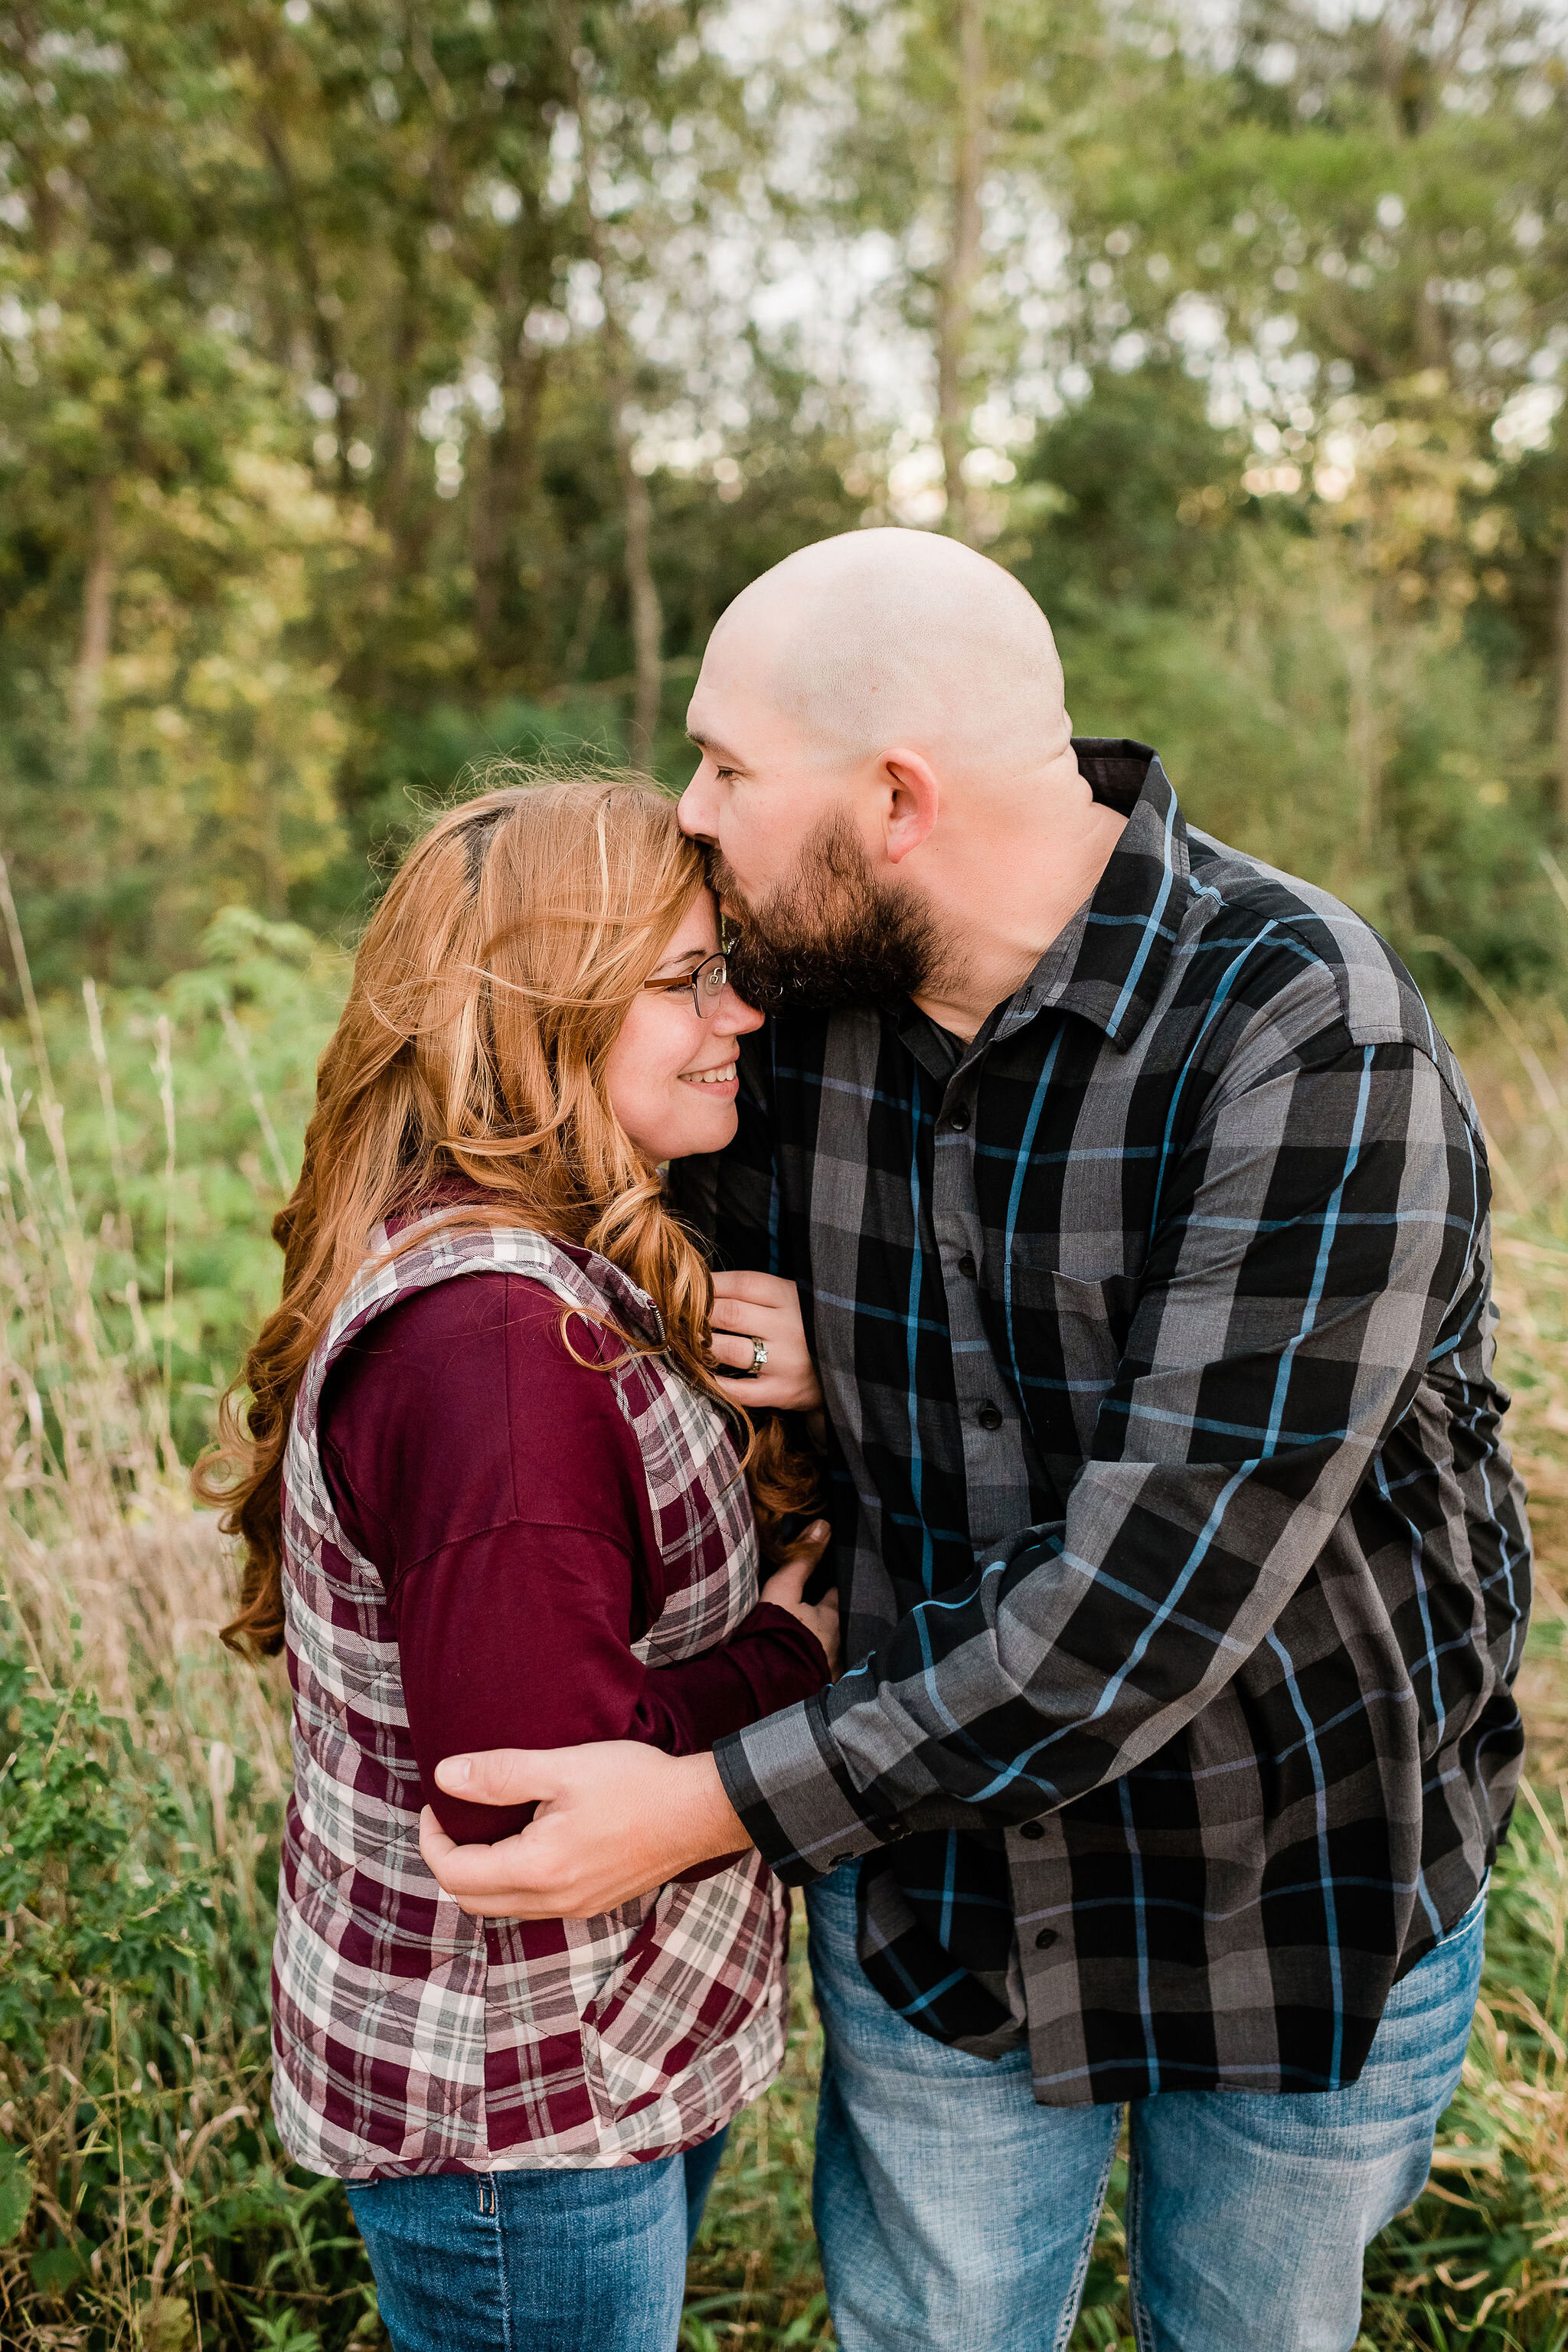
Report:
806,1860,1487,2352
345,2126,727,2352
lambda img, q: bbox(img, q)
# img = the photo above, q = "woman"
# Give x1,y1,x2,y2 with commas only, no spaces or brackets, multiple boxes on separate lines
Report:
203,777,838,2352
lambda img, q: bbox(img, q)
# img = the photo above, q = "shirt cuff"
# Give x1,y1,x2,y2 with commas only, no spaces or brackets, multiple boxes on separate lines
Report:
714,1690,903,1885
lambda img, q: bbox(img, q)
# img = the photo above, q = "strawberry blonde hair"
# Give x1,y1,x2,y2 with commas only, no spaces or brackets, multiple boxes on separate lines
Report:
200,773,812,1659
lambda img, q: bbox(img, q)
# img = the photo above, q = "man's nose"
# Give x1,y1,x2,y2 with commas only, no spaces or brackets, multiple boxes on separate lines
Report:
677,772,716,841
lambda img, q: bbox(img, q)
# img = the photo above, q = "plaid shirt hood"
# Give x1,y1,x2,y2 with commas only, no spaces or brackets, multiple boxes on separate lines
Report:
271,1216,790,2177
676,742,1530,2105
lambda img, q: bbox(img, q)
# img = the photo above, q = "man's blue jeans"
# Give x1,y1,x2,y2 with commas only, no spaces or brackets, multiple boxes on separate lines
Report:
345,2126,727,2352
806,1862,1486,2352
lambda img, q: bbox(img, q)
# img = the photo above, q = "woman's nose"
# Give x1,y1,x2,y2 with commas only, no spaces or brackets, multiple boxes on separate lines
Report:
713,984,764,1037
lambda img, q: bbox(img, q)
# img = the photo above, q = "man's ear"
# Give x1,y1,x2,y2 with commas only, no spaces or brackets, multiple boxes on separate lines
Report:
880,750,940,866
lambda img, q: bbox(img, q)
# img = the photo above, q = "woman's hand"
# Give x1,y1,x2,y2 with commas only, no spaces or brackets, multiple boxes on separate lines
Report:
759,1518,840,1676
710,1270,823,1412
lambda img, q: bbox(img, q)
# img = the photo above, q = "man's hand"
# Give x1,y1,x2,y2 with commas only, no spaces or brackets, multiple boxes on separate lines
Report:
710,1270,823,1411
418,1745,750,1920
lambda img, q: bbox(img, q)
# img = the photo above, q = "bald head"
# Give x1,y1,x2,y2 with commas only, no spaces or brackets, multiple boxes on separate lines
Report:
680,527,1117,1038
703,528,1070,774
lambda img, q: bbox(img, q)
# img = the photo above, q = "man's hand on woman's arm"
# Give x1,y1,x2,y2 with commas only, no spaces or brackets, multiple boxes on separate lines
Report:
418,1519,838,1918
419,1746,746,1919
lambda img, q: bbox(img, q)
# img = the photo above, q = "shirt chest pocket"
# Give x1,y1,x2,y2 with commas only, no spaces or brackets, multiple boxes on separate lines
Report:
1002,1259,1140,1456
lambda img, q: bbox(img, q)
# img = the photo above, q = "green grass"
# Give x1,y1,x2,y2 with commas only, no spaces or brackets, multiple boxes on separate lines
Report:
2,947,1568,2348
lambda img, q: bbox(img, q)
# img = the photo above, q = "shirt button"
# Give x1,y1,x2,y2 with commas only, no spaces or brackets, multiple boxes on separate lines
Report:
977,1401,1003,1430
957,1253,977,1279
947,1106,971,1132
1034,1927,1060,1952
1018,1821,1046,1841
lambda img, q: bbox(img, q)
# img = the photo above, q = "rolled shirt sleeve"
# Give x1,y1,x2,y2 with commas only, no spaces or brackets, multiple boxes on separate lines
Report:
715,1029,1486,1880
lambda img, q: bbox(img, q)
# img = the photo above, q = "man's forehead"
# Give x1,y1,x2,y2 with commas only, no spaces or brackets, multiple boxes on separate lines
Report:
684,669,726,736
686,681,762,760
684,708,730,751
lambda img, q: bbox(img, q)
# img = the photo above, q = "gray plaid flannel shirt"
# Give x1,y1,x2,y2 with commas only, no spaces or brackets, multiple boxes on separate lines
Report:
675,740,1530,2105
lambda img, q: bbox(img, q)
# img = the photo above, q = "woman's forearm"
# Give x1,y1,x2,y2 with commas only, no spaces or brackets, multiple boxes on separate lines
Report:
397,1534,829,1841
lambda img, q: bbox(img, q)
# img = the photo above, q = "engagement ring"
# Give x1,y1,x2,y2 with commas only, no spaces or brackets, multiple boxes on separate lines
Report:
750,1335,769,1375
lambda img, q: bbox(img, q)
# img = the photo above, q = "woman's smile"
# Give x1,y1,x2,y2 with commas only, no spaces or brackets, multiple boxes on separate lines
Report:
678,1060,739,1093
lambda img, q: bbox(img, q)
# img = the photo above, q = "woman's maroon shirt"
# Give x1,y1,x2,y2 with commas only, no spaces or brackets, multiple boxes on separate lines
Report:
318,1270,827,1843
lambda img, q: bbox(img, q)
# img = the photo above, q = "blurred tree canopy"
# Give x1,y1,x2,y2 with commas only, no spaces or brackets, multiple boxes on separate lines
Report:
1,0,1565,993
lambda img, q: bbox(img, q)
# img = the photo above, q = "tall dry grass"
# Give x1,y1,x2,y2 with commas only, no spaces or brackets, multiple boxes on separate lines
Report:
0,887,343,2352
2,900,1568,2348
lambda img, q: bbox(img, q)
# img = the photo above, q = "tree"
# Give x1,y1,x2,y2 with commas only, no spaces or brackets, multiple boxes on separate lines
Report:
1063,0,1568,799
812,0,1102,536
0,0,254,733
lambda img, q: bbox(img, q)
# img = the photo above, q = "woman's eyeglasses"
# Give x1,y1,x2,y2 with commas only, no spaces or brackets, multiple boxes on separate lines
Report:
642,951,728,1019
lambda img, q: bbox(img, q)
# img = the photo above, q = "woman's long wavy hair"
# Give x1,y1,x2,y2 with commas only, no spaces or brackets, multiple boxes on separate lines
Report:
199,773,814,1661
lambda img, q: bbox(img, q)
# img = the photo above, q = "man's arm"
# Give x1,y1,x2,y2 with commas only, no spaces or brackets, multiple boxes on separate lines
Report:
421,1027,1485,1919
416,1527,837,1915
714,1031,1487,1880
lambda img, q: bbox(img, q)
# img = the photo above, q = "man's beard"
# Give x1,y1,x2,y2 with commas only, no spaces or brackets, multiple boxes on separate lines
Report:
711,816,957,1014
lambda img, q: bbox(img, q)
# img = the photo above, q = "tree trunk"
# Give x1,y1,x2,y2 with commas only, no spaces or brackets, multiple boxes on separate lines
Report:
374,282,423,550
570,52,663,766
471,259,551,685
605,316,663,768
256,109,358,490
936,0,987,544
562,567,608,681
70,479,115,736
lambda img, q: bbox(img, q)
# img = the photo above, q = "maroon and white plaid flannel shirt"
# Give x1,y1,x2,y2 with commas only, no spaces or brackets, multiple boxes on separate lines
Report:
270,1216,790,2178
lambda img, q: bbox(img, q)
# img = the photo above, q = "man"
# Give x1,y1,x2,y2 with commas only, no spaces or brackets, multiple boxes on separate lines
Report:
421,530,1529,2351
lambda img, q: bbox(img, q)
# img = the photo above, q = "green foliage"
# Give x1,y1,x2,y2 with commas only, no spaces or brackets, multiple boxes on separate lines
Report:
340,691,624,902
0,2142,34,2249
0,1648,213,2066
0,1586,379,2347
7,908,342,1466
1,0,1563,998
1011,364,1260,608
0,4,1565,2334
1049,531,1559,984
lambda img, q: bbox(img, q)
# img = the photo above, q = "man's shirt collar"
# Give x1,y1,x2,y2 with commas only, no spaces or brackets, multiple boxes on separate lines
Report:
992,739,1187,1056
